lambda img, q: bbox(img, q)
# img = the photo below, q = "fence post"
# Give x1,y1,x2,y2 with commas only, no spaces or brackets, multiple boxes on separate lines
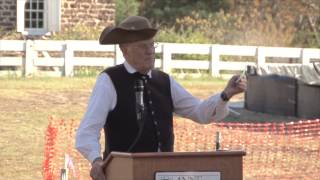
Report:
210,44,220,77
162,43,172,74
301,48,310,65
257,47,266,71
115,45,124,65
24,40,35,76
64,41,74,77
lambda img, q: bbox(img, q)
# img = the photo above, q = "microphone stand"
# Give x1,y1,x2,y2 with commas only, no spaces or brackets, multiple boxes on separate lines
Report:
127,79,145,152
127,109,145,152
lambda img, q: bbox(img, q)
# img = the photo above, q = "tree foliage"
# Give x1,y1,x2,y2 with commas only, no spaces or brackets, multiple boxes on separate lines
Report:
3,0,314,47
116,0,139,24
140,0,320,47
139,0,234,26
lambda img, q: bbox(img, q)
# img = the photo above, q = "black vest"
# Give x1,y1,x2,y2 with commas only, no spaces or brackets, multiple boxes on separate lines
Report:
103,64,174,158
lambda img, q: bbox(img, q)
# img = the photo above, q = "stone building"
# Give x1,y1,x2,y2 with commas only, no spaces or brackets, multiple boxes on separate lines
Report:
0,0,115,36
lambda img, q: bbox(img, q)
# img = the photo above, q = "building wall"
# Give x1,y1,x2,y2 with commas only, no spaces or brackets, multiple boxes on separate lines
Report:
61,0,115,31
0,0,115,33
0,0,17,30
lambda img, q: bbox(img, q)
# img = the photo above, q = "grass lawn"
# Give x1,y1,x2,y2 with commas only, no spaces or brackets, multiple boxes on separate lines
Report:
0,76,300,179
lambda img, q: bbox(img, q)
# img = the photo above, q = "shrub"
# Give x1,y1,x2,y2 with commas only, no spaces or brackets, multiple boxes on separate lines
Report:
0,27,24,40
116,0,139,24
50,24,101,40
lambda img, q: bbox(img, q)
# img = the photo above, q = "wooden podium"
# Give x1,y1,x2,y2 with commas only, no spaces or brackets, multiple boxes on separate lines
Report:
103,151,245,180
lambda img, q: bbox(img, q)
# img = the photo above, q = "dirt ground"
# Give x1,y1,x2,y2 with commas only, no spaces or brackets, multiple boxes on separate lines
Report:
0,77,305,179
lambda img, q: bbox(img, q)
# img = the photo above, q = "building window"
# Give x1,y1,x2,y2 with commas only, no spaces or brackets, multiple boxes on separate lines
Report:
24,0,44,29
17,0,61,35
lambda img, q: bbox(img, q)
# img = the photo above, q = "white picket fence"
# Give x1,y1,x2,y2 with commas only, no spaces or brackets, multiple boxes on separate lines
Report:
0,40,319,77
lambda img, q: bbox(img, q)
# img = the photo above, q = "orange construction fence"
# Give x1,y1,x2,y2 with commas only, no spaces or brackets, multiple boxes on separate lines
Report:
43,117,320,180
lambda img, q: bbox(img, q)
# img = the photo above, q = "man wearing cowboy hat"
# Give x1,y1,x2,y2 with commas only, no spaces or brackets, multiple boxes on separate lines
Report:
75,16,246,180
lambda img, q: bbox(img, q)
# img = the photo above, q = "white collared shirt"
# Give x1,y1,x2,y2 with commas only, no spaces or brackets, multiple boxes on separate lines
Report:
75,61,229,162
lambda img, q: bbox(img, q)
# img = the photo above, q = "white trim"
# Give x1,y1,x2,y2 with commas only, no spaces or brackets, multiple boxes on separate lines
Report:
21,29,51,36
16,0,25,32
47,0,61,32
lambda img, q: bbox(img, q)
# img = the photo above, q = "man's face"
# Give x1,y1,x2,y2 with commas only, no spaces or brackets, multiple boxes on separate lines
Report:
120,38,156,74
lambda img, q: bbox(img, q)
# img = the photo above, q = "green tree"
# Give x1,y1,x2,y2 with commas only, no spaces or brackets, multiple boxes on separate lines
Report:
168,0,319,47
139,0,234,26
116,0,139,24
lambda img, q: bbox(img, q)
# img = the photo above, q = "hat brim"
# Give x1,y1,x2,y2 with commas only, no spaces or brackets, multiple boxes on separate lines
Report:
99,27,158,45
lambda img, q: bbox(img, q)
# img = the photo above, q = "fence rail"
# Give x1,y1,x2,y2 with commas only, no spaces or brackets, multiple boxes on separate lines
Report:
0,40,319,77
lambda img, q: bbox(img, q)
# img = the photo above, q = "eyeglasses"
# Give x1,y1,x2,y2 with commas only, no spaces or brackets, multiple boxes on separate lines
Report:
129,42,159,49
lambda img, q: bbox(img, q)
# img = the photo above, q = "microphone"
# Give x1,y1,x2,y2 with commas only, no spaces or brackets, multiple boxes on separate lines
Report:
134,79,144,125
127,79,145,152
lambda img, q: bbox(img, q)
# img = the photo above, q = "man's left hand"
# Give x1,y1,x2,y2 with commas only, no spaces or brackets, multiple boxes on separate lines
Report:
90,158,105,180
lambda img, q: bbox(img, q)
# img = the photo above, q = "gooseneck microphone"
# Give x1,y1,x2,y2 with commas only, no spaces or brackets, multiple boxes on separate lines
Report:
134,79,145,126
128,79,146,152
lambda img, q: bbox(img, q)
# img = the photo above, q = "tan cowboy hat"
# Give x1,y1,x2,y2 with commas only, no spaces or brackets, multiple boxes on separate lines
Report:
99,16,158,45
